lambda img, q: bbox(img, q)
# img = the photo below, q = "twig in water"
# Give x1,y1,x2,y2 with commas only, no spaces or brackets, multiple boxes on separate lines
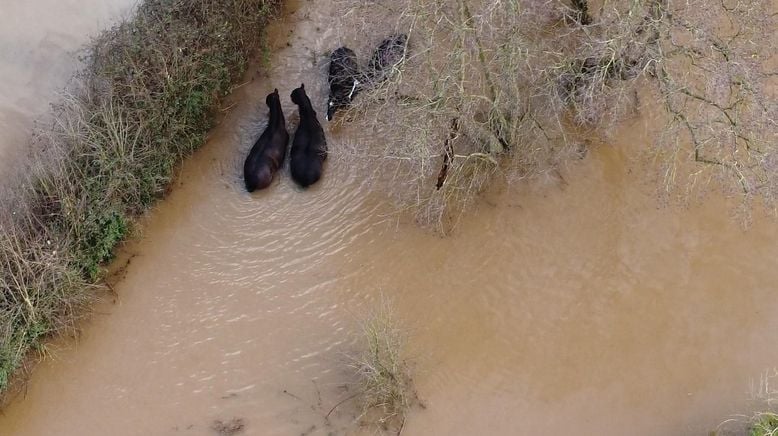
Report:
325,393,360,420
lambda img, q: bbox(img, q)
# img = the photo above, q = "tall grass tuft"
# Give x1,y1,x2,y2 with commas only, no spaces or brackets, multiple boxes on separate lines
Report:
714,370,778,436
0,0,280,397
348,301,415,432
750,414,778,436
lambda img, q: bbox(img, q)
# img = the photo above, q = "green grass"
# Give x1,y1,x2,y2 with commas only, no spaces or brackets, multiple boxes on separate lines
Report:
750,413,778,436
0,0,280,397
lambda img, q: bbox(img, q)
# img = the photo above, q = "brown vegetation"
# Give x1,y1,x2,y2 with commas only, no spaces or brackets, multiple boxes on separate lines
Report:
333,0,777,230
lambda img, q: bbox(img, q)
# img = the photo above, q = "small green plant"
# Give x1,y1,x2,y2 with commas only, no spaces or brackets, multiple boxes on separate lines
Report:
750,413,778,436
714,371,778,436
80,211,128,280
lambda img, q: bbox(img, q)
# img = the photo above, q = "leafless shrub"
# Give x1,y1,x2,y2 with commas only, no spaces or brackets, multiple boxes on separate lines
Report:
714,370,778,436
334,0,777,228
333,0,582,231
648,0,778,210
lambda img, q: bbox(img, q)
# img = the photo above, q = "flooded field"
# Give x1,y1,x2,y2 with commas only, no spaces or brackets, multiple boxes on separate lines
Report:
0,0,134,178
2,1,778,435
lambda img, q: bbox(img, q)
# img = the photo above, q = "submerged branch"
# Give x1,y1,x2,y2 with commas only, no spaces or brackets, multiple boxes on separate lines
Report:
436,118,460,190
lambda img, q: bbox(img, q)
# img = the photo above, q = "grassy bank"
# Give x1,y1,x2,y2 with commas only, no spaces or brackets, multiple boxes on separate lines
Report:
0,0,279,396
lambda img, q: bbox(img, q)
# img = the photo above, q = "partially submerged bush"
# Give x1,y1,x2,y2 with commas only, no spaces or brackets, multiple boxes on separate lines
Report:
348,301,414,431
335,0,777,229
647,0,778,209
335,0,642,230
335,0,558,229
0,0,279,395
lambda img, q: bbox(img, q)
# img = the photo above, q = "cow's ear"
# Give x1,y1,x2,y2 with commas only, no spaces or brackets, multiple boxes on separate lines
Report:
301,83,305,89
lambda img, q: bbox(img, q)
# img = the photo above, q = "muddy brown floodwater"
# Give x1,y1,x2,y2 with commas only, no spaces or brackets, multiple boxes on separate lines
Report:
0,0,134,179
2,1,778,436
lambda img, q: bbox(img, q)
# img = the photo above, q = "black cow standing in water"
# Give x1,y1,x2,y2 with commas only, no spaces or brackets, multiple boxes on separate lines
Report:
290,84,327,188
366,34,408,84
326,47,361,121
243,89,289,192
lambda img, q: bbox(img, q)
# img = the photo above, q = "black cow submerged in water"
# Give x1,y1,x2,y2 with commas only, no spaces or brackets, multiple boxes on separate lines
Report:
243,89,289,192
366,34,408,84
290,84,327,188
326,47,361,121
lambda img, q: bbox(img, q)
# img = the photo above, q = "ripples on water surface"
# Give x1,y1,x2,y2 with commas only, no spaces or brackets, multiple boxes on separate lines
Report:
2,1,778,435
